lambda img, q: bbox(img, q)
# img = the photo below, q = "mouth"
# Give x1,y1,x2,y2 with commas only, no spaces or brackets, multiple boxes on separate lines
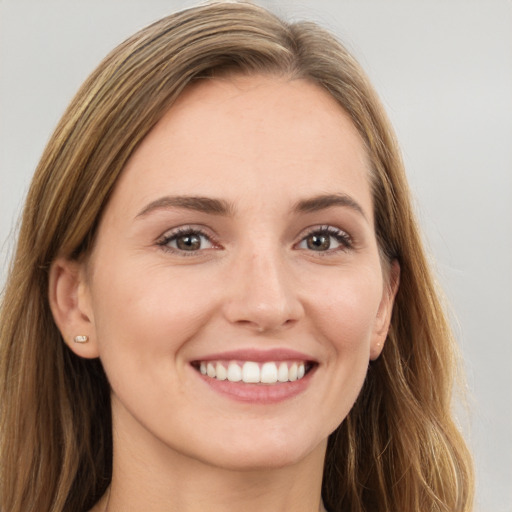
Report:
191,359,315,385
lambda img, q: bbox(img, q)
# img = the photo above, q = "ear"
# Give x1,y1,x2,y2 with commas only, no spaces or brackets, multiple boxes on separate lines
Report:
370,260,400,361
48,257,100,359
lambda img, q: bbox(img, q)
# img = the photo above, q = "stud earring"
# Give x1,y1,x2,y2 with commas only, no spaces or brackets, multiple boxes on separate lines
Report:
74,335,89,343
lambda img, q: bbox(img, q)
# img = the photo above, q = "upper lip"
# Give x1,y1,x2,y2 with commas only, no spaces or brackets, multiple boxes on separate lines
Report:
191,348,317,363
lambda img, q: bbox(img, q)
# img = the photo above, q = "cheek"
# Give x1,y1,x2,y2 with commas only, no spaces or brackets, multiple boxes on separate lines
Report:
308,266,383,355
307,268,384,431
87,262,221,419
89,261,220,361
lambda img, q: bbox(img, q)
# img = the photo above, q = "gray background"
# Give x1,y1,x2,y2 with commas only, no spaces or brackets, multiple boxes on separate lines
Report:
1,1,511,511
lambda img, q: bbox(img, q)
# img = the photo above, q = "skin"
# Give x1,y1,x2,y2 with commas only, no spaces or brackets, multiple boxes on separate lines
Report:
50,75,398,512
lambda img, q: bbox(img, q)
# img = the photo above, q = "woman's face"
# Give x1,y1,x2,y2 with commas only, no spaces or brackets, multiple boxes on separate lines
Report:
75,75,396,470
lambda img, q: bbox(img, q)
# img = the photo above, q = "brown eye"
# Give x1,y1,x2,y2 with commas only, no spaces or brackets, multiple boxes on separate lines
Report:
159,228,215,253
176,234,202,251
306,234,331,251
297,226,352,253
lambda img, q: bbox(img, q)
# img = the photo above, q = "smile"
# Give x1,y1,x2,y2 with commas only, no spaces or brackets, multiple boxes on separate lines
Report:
194,360,313,384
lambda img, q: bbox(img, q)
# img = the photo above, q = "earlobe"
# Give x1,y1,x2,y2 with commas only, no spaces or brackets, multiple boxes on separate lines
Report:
370,260,400,361
48,258,100,359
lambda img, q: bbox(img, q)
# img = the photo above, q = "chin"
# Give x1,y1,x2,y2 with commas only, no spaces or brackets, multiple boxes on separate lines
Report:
195,430,328,472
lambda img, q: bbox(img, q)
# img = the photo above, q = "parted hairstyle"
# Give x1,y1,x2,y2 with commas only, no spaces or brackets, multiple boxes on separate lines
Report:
0,2,473,511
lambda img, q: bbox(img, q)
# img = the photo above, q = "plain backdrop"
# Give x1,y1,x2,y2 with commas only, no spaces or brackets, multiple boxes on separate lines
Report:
1,1,511,511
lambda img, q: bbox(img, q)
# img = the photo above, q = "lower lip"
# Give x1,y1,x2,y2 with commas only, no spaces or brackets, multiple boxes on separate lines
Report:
194,366,315,404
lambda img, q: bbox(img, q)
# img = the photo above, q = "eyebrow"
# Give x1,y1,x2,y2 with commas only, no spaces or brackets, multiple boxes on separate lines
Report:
136,192,367,221
136,195,234,218
293,193,368,221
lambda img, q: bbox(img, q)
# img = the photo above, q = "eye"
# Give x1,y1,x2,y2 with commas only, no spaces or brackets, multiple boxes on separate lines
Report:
297,226,352,252
157,227,216,253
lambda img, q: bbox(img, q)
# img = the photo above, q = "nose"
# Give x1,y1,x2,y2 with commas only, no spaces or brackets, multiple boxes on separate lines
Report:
222,248,304,333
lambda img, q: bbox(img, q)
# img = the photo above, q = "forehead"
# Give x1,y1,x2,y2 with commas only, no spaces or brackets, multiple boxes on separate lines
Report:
109,74,372,217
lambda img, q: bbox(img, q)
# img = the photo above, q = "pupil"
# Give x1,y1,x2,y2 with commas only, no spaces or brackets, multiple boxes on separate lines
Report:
307,234,330,251
177,234,200,251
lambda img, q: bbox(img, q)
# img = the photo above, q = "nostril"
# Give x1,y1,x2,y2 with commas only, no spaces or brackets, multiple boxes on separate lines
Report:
237,317,298,334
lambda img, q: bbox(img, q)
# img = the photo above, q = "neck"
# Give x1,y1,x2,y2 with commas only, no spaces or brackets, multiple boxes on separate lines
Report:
94,394,330,512
105,450,327,512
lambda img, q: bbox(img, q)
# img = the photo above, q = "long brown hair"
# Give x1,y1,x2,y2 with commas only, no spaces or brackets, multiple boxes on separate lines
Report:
0,2,473,511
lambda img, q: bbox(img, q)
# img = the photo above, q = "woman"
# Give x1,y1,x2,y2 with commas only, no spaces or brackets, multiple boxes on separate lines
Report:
0,2,473,511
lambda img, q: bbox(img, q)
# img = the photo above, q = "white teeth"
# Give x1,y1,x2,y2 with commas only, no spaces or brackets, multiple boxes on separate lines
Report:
242,362,260,383
227,361,242,382
216,362,227,380
260,362,278,383
206,362,216,378
289,363,298,381
197,360,309,384
277,362,288,382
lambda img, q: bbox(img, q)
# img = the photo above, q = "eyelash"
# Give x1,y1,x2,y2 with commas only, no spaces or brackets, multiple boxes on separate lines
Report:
297,225,353,254
157,227,219,256
156,225,353,255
